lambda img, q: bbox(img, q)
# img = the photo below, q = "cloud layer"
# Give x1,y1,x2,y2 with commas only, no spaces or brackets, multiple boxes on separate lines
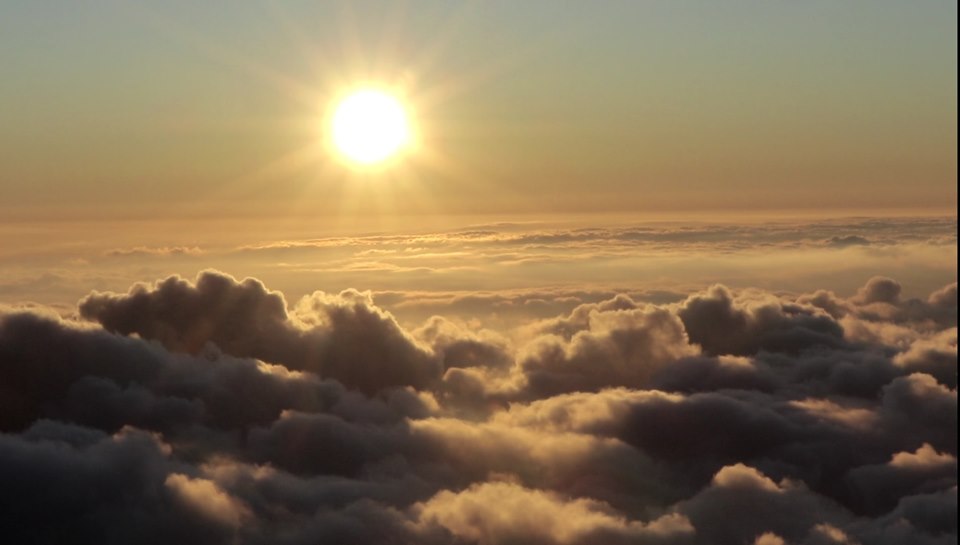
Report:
2,217,955,318
1,271,956,544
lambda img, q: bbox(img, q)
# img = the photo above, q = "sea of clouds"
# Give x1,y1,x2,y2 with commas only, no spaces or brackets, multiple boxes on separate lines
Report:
2,216,956,314
1,266,955,544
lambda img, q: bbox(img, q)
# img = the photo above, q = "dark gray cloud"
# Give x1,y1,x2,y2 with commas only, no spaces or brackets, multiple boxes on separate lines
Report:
677,285,847,356
79,271,443,395
800,276,958,329
1,273,956,544
519,306,699,396
845,443,957,515
0,423,235,545
826,235,873,248
78,272,298,359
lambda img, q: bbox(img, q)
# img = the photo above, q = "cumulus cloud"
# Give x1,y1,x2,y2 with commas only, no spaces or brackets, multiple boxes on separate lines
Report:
845,443,956,515
519,306,699,396
410,481,695,545
165,473,249,529
677,285,847,356
1,272,957,544
79,271,443,394
801,276,958,329
676,463,852,544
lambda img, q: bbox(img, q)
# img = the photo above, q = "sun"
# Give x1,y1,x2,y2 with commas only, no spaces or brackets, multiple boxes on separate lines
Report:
330,89,412,165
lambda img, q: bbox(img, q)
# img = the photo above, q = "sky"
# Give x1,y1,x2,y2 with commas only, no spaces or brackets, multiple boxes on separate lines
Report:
0,2,958,544
1,0,956,223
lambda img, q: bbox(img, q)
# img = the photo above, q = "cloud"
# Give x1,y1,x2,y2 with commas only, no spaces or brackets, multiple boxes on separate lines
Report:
845,443,956,515
929,282,958,308
893,328,957,387
104,246,204,257
413,316,513,370
677,285,846,356
247,410,407,477
854,276,904,305
852,487,957,545
0,424,237,545
1,272,957,544
79,271,442,394
78,272,297,358
755,533,788,545
880,373,957,453
410,481,695,545
518,306,699,396
165,473,249,529
676,463,852,545
802,276,958,329
4,217,955,315
826,235,872,248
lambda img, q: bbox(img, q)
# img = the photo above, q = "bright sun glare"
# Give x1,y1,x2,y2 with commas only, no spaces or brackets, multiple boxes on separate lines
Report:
331,89,411,165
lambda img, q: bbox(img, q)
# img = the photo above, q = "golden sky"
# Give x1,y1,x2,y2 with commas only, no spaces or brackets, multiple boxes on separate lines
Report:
1,1,956,224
